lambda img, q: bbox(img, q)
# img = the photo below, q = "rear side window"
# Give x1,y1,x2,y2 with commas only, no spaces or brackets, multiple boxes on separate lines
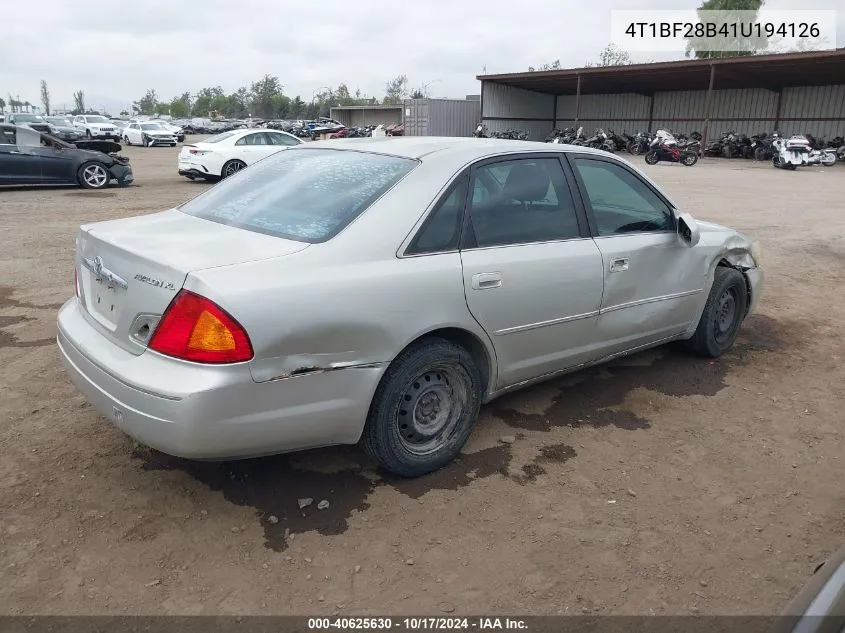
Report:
179,148,417,242
0,127,15,145
406,177,468,255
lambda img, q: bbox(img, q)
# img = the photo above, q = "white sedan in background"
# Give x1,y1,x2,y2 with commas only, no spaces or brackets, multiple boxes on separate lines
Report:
177,128,302,181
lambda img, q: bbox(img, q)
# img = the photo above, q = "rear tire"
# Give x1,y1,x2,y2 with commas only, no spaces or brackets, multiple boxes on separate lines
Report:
754,146,767,161
681,152,698,166
644,149,659,165
123,135,131,146
686,267,748,358
221,159,246,178
361,338,483,478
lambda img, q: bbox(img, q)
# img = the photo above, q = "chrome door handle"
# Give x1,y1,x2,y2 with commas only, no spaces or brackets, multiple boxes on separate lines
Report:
471,272,503,290
609,258,629,272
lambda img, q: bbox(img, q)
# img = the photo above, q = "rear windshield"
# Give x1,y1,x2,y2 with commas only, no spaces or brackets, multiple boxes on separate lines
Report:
203,131,237,143
179,148,417,242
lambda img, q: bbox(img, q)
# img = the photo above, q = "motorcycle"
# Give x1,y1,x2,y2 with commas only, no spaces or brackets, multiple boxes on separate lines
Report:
491,129,529,140
750,133,775,161
808,147,838,167
771,133,811,169
644,129,698,166
575,128,615,152
474,123,489,138
627,131,652,155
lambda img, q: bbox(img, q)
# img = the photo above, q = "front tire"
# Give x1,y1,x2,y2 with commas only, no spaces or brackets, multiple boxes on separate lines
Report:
644,149,659,165
221,159,246,178
361,338,483,477
77,161,111,189
821,153,837,167
686,267,748,358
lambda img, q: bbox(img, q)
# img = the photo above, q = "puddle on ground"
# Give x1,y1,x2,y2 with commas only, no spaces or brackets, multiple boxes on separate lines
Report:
129,312,795,550
0,286,64,349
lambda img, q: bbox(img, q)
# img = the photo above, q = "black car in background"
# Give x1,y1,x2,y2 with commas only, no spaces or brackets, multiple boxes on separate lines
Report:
0,124,133,189
45,116,83,142
5,112,52,134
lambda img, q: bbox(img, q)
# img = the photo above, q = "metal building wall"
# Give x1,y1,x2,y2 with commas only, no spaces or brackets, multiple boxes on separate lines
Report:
404,98,481,137
481,83,555,120
329,107,402,127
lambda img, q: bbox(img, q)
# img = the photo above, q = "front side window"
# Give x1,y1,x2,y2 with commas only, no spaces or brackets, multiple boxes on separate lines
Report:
179,148,417,243
572,158,673,236
15,128,41,147
466,157,581,248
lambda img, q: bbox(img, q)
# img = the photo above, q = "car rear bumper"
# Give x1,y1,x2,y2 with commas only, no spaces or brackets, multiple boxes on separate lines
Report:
57,298,380,460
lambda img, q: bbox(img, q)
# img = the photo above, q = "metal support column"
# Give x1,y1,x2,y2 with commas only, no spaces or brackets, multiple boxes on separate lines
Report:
647,94,655,133
574,74,582,126
701,64,716,152
774,88,783,132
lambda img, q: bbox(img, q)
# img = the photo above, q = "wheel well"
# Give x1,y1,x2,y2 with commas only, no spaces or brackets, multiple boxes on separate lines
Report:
716,258,753,315
402,328,493,395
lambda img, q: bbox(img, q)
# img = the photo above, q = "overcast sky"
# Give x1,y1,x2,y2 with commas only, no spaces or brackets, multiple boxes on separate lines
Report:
3,0,843,113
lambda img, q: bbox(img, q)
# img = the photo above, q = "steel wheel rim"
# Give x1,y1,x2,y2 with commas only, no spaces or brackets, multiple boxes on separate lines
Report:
395,365,469,456
714,287,738,344
83,165,108,188
225,161,244,177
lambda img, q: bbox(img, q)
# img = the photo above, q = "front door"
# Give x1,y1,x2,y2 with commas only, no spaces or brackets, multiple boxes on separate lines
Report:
33,140,77,183
568,154,705,355
459,155,605,388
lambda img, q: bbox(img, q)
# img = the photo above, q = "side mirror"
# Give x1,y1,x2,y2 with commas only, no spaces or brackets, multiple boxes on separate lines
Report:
676,211,700,248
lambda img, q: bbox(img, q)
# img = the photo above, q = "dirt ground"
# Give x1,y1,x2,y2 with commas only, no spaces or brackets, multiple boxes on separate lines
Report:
1,141,844,617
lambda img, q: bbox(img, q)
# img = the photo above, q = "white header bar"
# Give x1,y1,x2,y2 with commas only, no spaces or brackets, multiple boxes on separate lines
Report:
610,10,838,53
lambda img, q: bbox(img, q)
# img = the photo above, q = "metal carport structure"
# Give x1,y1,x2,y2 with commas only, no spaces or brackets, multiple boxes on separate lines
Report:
477,48,845,145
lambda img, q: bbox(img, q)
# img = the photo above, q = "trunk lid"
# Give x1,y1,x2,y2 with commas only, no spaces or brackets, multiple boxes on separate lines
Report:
76,209,308,354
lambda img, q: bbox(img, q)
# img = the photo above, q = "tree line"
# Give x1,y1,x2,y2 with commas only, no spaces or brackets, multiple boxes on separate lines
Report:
2,74,422,119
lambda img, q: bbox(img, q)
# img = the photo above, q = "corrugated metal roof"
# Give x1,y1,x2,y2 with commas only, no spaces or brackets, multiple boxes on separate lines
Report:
478,49,845,95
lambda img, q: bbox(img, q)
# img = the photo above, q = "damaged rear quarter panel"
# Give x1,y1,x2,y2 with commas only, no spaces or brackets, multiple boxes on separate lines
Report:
185,245,489,387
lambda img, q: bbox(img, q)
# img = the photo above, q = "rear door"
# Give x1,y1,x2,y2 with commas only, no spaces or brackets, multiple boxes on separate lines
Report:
458,154,605,388
0,126,43,184
567,154,705,355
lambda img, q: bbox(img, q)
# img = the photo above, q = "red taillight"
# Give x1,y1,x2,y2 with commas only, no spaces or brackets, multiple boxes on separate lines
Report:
148,290,253,364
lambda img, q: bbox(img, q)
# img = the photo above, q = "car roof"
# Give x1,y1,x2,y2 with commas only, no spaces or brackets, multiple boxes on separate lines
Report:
303,136,613,161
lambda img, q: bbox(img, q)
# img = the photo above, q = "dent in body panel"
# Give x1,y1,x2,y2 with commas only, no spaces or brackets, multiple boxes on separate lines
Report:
186,251,490,388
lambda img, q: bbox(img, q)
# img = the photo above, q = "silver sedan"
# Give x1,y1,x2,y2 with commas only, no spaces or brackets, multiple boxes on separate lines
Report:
57,137,763,477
